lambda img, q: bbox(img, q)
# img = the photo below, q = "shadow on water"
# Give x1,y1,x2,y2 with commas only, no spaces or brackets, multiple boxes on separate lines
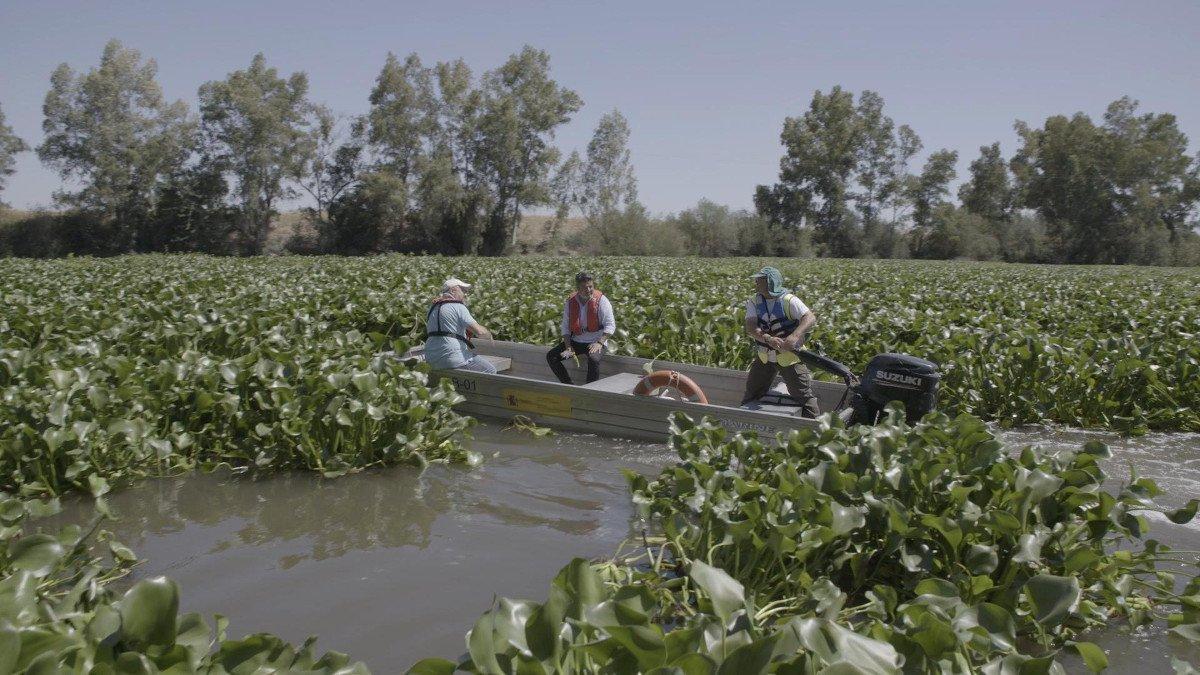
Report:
54,422,1199,671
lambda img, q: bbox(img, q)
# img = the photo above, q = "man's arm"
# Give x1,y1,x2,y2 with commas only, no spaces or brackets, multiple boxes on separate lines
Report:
467,322,493,340
783,311,816,349
599,297,615,342
560,302,570,339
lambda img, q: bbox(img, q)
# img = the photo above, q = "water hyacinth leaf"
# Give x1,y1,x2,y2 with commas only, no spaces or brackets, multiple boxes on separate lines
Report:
1171,657,1200,675
175,612,212,655
119,577,180,647
975,603,1017,650
7,534,64,577
88,474,111,498
830,503,866,535
715,633,779,675
1169,623,1200,644
689,561,746,624
1070,641,1108,672
1012,533,1046,564
0,626,17,675
909,610,958,658
1167,499,1200,524
604,624,668,670
1024,574,1080,627
788,618,902,674
658,653,718,675
965,544,999,574
24,498,61,518
553,559,604,620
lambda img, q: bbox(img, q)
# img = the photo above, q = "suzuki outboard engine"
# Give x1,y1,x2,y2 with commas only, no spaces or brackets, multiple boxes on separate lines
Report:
850,353,941,425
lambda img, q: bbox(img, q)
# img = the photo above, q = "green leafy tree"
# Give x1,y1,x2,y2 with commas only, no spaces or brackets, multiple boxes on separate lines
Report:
37,40,193,249
959,142,1013,222
544,149,584,244
365,53,436,182
473,46,582,255
757,87,923,258
906,149,959,257
199,54,313,255
296,106,363,226
0,102,29,205
853,92,921,257
582,109,638,223
909,149,959,230
755,86,860,256
1011,96,1200,264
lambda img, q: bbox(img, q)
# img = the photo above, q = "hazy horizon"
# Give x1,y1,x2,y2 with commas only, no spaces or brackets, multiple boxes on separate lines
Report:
2,0,1198,215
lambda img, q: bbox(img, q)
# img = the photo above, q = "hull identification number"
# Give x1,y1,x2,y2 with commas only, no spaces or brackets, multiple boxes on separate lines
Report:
502,388,573,418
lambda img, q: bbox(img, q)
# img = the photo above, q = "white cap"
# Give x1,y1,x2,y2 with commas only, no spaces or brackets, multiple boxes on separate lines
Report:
441,277,472,293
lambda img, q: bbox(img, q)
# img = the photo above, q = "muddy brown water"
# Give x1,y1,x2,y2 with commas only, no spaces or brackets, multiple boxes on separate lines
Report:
56,424,1200,673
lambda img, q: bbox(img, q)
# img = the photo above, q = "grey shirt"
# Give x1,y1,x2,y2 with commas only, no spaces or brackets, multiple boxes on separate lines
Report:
424,301,476,369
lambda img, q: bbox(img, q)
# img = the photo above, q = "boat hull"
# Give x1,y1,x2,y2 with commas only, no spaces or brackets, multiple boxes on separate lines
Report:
413,341,850,442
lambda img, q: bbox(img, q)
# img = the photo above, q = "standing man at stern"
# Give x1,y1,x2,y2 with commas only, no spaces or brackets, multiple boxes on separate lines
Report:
741,266,821,417
546,271,615,384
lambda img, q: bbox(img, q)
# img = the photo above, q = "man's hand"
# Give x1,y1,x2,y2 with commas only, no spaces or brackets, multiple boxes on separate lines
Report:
560,348,575,360
784,334,803,349
588,342,603,355
767,336,787,351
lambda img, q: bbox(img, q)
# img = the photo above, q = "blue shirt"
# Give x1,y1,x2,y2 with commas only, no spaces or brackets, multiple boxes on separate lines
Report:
424,301,476,369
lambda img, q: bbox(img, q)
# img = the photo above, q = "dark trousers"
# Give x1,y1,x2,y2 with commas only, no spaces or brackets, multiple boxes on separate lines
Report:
741,358,821,418
547,340,604,384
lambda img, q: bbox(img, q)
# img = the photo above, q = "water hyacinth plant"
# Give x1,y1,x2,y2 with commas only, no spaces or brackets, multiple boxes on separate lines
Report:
421,411,1200,673
3,255,1199,447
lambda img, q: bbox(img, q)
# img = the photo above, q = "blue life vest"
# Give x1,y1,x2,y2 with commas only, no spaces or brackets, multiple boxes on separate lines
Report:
755,293,800,338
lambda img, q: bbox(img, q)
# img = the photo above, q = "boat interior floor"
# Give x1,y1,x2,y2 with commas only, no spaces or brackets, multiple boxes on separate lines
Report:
578,373,808,416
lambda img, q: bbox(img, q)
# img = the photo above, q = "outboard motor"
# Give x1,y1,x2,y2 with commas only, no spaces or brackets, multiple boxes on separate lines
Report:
850,353,941,425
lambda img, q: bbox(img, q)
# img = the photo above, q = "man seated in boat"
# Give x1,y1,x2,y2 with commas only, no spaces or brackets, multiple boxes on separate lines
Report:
545,271,616,385
741,266,820,417
424,277,496,373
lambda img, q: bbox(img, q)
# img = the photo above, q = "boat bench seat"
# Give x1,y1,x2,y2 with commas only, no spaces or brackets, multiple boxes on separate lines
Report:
580,372,644,394
480,355,512,373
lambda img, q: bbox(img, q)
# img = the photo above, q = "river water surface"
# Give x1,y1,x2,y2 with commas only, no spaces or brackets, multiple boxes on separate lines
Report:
57,424,1200,672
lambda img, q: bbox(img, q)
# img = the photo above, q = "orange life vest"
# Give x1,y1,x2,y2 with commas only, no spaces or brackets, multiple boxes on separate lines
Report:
567,289,604,335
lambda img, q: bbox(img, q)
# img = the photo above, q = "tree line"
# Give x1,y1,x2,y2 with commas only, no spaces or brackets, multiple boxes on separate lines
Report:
0,40,1197,265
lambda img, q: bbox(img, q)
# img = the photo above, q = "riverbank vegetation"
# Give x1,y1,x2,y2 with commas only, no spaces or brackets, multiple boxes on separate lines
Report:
2,41,1198,264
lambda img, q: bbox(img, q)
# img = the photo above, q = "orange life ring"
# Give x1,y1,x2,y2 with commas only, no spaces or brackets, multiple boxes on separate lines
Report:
633,370,708,404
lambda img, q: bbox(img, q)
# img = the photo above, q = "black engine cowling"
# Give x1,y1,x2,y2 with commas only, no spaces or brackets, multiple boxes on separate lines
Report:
850,353,940,425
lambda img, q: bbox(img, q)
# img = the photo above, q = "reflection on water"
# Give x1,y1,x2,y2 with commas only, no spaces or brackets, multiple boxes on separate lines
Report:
58,425,672,668
54,423,1199,672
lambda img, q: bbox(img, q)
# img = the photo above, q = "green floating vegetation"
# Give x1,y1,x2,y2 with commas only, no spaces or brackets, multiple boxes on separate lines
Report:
1,257,475,496
7,255,1197,445
423,411,1200,673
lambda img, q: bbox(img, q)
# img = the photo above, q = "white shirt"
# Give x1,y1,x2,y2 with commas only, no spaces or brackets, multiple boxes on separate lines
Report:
745,293,810,363
561,294,616,344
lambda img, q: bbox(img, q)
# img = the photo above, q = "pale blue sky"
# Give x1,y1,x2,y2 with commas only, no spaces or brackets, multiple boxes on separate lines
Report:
2,0,1197,214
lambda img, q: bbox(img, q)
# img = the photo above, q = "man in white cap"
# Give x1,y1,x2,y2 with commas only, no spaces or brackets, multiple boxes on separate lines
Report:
424,277,496,373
